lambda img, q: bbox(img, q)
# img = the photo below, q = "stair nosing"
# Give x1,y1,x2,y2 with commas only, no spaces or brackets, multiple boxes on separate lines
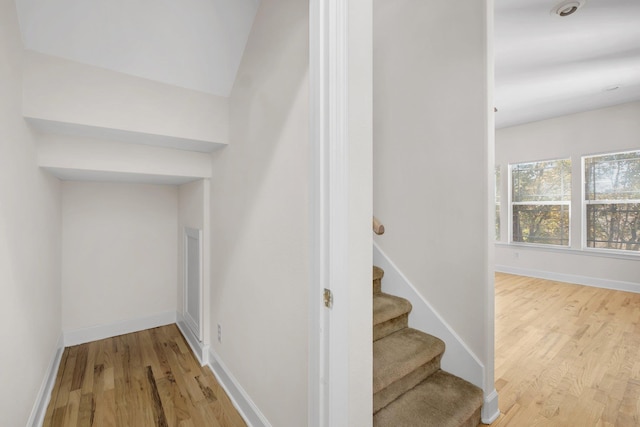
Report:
373,327,445,393
373,293,412,326
373,370,483,427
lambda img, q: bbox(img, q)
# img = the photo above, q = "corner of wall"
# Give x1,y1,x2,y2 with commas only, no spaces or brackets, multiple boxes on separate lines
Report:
176,312,209,366
63,311,176,347
27,334,64,427
206,349,272,427
481,389,500,424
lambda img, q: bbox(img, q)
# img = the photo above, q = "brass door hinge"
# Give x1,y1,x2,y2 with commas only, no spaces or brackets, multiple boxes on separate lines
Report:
323,288,333,308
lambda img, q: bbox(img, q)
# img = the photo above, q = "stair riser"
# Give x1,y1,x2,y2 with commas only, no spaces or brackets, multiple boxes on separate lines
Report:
374,314,408,341
374,397,482,427
459,408,482,427
373,278,382,294
373,354,443,414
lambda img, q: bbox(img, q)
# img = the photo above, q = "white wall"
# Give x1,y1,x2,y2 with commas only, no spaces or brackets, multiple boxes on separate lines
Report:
23,51,229,147
208,0,309,425
373,0,491,385
0,1,62,425
178,179,209,333
496,101,640,288
62,181,178,332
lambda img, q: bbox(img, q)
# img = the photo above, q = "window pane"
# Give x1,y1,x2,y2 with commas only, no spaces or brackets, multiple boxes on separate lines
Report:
513,204,569,246
512,159,571,202
585,151,640,201
586,203,640,251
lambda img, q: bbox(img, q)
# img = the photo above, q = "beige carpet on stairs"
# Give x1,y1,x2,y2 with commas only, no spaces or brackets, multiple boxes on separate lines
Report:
372,266,483,427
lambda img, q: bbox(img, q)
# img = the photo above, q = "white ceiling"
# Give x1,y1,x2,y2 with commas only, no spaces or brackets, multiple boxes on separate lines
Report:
15,0,638,129
495,0,640,128
15,0,259,97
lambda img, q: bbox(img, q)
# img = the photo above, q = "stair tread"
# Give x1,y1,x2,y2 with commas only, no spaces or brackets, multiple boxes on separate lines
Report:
373,328,445,393
373,266,384,281
373,370,483,427
373,293,412,326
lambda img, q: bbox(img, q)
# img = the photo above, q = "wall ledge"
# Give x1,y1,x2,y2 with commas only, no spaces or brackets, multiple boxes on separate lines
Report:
27,117,226,153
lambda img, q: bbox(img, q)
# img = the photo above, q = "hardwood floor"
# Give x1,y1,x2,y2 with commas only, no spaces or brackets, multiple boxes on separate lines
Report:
43,324,246,427
490,273,640,427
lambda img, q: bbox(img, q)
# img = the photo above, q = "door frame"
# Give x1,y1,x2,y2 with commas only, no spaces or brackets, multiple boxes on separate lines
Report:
184,226,203,342
309,0,373,425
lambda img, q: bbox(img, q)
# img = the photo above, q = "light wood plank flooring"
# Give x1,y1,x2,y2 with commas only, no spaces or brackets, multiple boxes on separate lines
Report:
490,273,640,427
43,324,246,427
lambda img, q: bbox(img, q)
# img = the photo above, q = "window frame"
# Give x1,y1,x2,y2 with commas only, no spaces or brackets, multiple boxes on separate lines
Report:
508,158,572,247
581,149,640,255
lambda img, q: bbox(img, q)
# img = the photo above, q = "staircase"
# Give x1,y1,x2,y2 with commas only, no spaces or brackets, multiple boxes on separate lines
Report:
373,266,484,427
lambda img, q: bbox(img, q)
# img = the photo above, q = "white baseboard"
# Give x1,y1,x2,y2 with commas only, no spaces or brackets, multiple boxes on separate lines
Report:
481,389,500,424
373,243,485,388
176,313,209,366
63,311,176,347
28,334,64,427
207,348,271,427
495,265,640,294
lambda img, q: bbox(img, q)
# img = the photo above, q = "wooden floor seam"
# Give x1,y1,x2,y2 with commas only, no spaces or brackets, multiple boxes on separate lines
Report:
489,273,640,427
42,324,246,427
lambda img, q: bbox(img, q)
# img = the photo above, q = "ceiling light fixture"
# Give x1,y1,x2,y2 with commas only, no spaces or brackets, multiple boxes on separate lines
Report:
551,0,586,17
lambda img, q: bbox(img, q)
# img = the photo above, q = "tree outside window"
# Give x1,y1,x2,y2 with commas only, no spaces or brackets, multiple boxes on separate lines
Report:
511,159,571,246
584,151,640,252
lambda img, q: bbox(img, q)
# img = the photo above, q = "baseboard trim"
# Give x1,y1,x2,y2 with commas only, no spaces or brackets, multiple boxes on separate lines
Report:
28,334,64,427
495,265,640,294
481,389,500,424
63,311,177,347
207,348,272,427
373,243,484,388
176,313,209,366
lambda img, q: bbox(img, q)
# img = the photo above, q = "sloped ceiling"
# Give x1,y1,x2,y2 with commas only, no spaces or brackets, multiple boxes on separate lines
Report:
16,0,638,129
15,0,260,97
495,0,640,128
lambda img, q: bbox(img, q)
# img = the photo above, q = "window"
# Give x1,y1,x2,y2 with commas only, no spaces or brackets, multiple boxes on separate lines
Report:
584,150,640,252
511,159,571,246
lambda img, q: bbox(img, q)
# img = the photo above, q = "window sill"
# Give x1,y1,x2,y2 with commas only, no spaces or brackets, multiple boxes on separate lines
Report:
494,242,640,261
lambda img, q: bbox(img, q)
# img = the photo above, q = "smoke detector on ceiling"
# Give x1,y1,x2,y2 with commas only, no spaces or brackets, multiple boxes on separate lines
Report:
551,0,586,17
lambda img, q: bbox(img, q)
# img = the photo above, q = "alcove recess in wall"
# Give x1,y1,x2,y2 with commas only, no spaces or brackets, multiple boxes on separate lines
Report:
22,50,228,185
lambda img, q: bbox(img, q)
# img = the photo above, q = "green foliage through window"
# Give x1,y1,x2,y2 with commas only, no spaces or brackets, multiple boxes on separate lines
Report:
584,151,640,252
511,159,571,246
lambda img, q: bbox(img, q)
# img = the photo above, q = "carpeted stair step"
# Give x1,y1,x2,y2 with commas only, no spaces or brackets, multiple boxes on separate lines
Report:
373,328,445,413
373,293,412,341
373,266,384,294
373,370,483,427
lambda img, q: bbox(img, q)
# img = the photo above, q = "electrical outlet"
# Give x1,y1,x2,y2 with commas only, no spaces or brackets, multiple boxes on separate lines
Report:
217,324,222,343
